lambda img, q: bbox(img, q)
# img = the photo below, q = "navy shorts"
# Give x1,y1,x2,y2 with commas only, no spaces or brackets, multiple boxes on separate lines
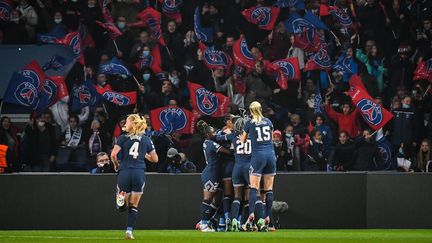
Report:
250,151,276,176
201,166,220,192
221,160,234,181
117,169,146,194
232,163,250,187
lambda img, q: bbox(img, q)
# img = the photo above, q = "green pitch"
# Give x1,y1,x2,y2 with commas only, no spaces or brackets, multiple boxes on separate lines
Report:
1,230,432,243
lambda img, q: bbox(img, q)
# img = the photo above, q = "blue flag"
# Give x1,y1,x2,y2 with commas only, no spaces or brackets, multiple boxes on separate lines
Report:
42,55,71,71
375,137,393,170
37,25,67,44
333,53,358,82
194,7,214,43
71,80,101,112
320,70,329,89
303,11,329,30
275,0,305,10
98,57,132,77
314,80,324,115
3,72,42,109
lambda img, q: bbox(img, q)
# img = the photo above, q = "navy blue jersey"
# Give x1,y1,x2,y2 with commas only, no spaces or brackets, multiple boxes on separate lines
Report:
203,139,221,167
243,117,274,152
216,130,235,162
224,133,252,165
116,134,155,170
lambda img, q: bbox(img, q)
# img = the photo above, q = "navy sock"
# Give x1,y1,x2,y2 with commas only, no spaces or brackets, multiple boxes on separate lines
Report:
126,206,138,232
230,198,241,220
200,201,213,224
255,198,263,219
223,196,232,221
265,191,274,220
248,188,258,218
240,203,249,224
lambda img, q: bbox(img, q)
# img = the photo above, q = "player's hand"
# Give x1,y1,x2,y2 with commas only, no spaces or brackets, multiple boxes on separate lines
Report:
113,163,119,172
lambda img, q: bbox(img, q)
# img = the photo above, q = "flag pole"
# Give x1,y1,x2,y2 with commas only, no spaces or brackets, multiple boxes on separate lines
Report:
423,86,431,98
329,31,341,46
112,39,120,53
132,75,141,87
0,101,3,116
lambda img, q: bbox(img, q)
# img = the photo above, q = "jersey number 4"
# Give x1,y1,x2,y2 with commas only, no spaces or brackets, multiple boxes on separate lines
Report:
129,142,140,159
255,126,271,142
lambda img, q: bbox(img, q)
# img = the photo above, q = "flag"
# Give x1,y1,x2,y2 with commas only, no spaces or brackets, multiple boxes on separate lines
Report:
304,48,331,71
349,74,367,91
102,6,114,23
303,11,329,30
71,80,100,112
159,0,182,23
95,85,137,106
319,3,331,16
264,61,288,90
3,72,42,109
293,28,323,52
194,7,213,43
55,31,84,65
241,6,280,30
330,7,354,28
232,35,256,70
272,57,301,81
42,55,71,71
320,70,329,88
137,7,166,46
0,0,13,21
333,52,358,81
314,80,324,114
285,12,313,34
78,23,96,48
348,77,393,131
188,82,230,117
134,44,162,73
375,136,393,170
150,106,196,134
20,60,46,90
199,42,233,71
275,0,305,10
44,76,68,105
413,58,432,82
96,20,122,39
99,57,132,77
37,25,67,44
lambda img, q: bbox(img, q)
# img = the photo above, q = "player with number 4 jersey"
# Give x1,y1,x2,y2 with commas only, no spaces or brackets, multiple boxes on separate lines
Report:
111,114,158,240
240,101,276,232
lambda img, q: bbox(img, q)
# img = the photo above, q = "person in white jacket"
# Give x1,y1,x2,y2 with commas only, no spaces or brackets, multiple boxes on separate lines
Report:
16,0,38,40
287,35,305,70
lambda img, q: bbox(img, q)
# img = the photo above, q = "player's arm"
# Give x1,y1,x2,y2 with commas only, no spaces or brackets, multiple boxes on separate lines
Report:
145,150,159,163
111,145,121,172
239,131,248,143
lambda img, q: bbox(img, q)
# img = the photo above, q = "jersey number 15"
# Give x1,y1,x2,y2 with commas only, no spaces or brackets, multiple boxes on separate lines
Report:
255,126,271,142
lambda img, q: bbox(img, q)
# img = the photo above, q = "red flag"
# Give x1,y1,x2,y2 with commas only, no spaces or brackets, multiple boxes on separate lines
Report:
20,60,46,91
137,7,166,46
96,20,122,39
233,35,256,71
48,76,68,104
134,44,162,73
348,80,393,131
102,6,114,22
308,121,314,134
150,106,196,134
319,3,330,16
293,28,323,52
95,85,137,106
78,24,96,48
198,42,233,72
55,31,84,65
349,74,367,92
241,6,280,30
127,20,146,28
264,61,288,90
188,81,230,117
159,0,182,24
413,59,432,82
273,57,301,87
304,48,331,71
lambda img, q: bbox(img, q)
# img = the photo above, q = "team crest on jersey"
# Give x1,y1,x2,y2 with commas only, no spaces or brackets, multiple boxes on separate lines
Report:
357,98,383,125
103,92,130,106
240,38,254,61
159,107,187,133
274,60,295,79
251,7,271,26
14,82,39,107
195,88,218,115
162,0,182,13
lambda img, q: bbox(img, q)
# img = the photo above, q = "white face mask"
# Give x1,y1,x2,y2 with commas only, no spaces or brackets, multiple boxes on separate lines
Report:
88,3,95,8
54,18,62,24
11,17,19,23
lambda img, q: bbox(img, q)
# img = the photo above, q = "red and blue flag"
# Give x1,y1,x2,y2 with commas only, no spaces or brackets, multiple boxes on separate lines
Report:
150,106,196,134
71,80,101,112
232,35,256,70
37,25,67,44
137,7,166,46
55,31,84,65
194,7,213,43
333,52,358,82
159,0,182,23
0,0,13,21
96,20,122,39
304,47,331,71
95,85,137,106
413,58,432,82
275,0,305,10
199,42,233,72
241,6,280,31
188,82,230,117
266,57,301,90
42,55,71,71
99,57,132,77
134,44,162,73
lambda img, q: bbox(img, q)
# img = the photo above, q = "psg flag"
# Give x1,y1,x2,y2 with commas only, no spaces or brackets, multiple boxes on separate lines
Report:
71,80,101,112
348,75,393,131
43,76,68,105
3,72,43,110
275,0,305,10
188,82,230,117
272,57,301,81
42,55,71,71
232,35,256,70
37,25,67,44
0,0,13,21
293,28,323,52
134,44,162,73
241,6,280,31
137,7,166,46
413,58,432,82
55,31,84,65
99,57,132,77
194,7,213,43
96,20,122,39
95,85,137,106
150,106,196,134
199,42,233,71
159,0,182,23
304,48,332,71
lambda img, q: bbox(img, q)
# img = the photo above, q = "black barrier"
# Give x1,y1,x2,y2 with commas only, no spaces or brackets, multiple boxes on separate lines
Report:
0,173,431,229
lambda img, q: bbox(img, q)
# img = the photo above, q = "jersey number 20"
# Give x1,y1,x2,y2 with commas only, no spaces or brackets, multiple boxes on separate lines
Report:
236,140,252,155
129,142,139,159
255,126,271,142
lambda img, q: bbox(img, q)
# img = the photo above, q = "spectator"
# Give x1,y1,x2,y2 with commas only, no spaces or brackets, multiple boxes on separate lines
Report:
324,100,361,138
307,129,328,171
0,117,20,171
166,148,196,173
391,96,417,149
245,60,276,110
413,139,432,172
353,129,381,171
88,120,110,168
16,0,38,40
90,152,114,173
273,130,289,172
282,124,295,171
2,10,30,44
56,115,88,172
333,131,357,171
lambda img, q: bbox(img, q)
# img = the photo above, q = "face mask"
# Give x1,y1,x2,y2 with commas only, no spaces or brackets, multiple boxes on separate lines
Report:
143,73,150,81
285,133,292,138
170,76,180,86
402,104,410,109
54,18,62,24
11,17,19,23
37,121,45,127
88,3,95,8
142,50,150,57
98,81,106,86
117,22,126,29
71,0,77,2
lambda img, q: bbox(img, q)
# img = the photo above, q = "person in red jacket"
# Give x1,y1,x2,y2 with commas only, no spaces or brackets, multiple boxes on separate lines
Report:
323,99,362,138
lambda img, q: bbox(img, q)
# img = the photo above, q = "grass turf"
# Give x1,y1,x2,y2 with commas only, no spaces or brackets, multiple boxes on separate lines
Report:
0,230,431,243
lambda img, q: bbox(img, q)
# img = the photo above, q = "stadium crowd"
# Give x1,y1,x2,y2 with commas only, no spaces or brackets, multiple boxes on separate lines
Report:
0,0,431,174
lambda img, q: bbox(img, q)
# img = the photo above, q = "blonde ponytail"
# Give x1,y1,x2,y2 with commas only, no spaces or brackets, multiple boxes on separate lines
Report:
124,114,147,136
249,101,263,124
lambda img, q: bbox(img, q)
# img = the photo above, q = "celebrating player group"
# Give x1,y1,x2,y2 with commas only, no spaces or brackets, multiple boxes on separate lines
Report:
111,101,276,239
